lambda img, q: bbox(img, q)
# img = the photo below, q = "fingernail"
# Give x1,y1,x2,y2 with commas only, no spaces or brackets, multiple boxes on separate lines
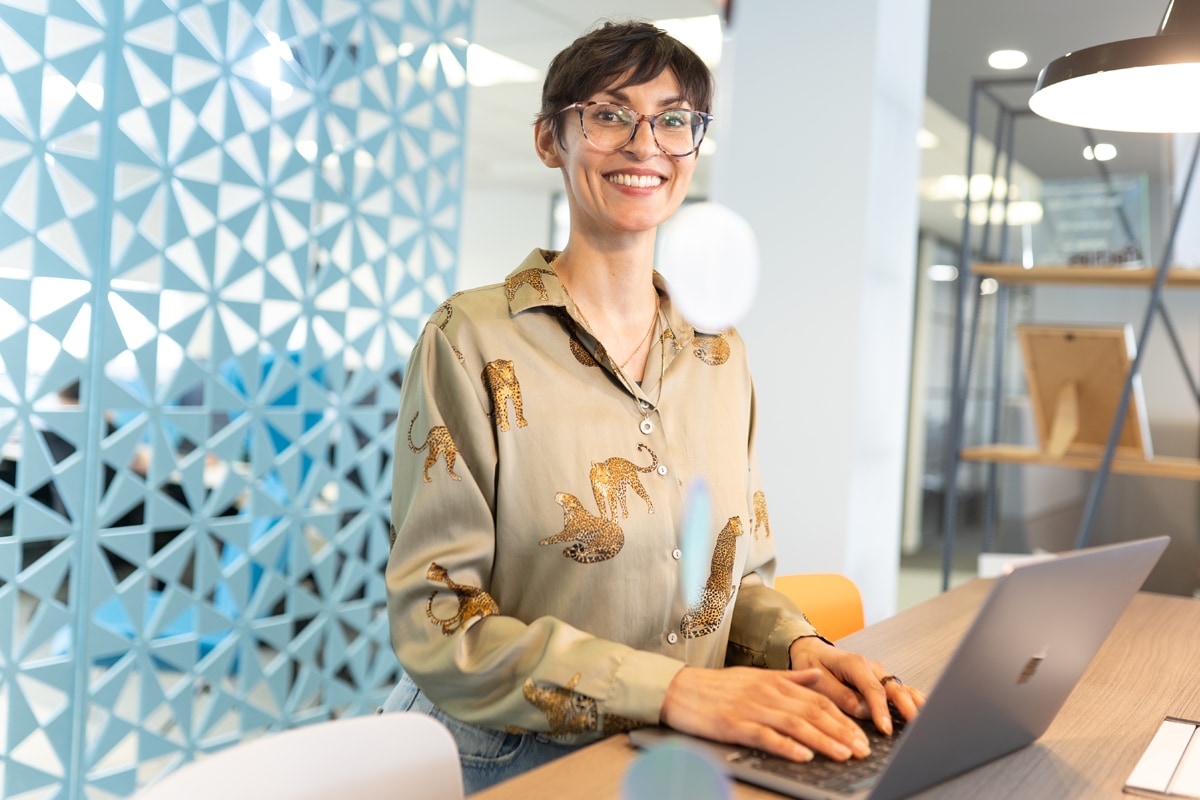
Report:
855,736,871,758
833,743,853,760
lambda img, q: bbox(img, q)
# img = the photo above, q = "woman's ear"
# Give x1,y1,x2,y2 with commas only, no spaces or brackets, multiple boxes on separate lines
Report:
534,120,563,168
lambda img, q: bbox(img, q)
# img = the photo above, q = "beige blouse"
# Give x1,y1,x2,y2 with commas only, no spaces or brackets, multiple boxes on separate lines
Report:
386,248,820,744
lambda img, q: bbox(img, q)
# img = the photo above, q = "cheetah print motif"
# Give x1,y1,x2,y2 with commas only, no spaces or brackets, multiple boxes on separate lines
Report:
509,673,641,739
482,359,529,432
558,310,604,368
591,443,658,520
425,562,499,636
539,492,625,563
693,333,730,366
569,336,597,367
432,292,463,330
752,491,771,538
505,268,556,301
389,523,397,548
407,412,462,482
680,517,744,638
431,295,466,363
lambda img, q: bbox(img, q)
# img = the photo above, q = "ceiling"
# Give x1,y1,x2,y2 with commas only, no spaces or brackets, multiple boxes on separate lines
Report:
465,0,1178,246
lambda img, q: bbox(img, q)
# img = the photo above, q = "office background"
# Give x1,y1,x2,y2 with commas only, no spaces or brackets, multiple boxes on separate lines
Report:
3,0,1200,797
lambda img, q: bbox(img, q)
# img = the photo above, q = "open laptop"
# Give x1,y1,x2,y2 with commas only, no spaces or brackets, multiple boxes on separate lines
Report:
630,535,1169,800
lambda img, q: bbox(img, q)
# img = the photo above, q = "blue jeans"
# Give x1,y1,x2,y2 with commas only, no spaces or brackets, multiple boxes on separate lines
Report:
381,671,584,794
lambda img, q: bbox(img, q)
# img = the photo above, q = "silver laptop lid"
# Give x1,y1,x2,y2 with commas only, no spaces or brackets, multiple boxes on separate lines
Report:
871,535,1169,800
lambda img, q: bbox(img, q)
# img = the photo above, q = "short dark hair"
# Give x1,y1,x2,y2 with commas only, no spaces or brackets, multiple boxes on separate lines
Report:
536,20,714,147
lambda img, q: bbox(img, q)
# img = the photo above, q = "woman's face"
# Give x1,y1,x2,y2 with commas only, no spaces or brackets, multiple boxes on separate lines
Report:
536,69,699,243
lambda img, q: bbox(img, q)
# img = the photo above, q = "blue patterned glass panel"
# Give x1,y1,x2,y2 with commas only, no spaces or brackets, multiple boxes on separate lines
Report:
0,1,470,796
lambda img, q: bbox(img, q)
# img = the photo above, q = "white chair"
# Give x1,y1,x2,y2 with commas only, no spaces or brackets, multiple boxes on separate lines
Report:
134,712,462,800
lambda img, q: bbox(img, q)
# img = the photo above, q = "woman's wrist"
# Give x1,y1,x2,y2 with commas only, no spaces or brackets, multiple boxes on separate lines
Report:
788,634,835,669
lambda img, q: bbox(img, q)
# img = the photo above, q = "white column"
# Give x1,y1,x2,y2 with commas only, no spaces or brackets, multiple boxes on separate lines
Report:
712,0,929,622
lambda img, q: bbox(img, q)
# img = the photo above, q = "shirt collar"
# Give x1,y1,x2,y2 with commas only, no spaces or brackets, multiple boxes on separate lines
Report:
503,248,700,347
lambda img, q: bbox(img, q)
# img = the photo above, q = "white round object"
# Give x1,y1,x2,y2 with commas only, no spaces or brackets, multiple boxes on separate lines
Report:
656,201,760,331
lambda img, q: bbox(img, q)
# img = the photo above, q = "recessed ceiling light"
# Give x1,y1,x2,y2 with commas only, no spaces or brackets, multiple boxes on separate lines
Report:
1083,143,1118,161
988,49,1028,70
917,128,940,149
465,43,540,87
928,264,959,282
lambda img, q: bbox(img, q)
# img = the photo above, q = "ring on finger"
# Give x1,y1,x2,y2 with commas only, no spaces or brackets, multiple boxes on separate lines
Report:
880,675,902,687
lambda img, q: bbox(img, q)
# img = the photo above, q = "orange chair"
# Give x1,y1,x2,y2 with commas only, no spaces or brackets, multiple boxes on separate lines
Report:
773,573,865,641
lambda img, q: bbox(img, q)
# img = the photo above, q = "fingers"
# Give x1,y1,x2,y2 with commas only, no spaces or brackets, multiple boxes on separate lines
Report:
788,638,925,736
886,680,926,722
660,667,872,764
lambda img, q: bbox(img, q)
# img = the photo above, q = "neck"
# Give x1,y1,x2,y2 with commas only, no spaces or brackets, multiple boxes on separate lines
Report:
551,237,661,380
551,234,657,321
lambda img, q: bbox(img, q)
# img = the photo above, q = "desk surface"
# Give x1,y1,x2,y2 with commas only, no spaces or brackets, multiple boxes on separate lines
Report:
471,580,1200,799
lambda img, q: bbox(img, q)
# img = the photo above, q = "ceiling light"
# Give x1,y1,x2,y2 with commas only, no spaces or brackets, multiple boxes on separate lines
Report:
928,264,959,282
988,49,1028,70
1029,0,1200,132
919,174,1016,203
466,43,540,88
917,128,940,149
1083,143,1118,161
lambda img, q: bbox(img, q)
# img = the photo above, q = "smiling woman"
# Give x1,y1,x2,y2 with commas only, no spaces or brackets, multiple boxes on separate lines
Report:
381,19,924,794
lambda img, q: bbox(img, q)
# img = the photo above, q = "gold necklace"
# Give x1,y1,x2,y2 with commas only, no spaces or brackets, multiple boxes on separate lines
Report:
619,294,661,369
553,263,668,435
555,271,661,371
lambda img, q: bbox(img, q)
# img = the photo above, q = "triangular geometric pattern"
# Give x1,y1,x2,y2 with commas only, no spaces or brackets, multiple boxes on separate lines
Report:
0,1,469,796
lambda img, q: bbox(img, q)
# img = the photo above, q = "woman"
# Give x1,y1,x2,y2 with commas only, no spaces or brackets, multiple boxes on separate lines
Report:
383,20,924,792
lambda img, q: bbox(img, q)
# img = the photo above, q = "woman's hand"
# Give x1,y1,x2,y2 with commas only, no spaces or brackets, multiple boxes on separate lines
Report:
659,666,873,763
787,636,926,736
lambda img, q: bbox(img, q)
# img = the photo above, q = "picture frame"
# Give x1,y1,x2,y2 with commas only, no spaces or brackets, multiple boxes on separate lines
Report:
1016,324,1153,459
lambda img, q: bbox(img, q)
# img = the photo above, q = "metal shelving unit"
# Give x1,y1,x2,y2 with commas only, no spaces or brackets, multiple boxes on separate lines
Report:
938,77,1200,590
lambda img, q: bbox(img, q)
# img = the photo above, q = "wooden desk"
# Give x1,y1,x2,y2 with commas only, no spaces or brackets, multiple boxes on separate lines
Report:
472,581,1200,799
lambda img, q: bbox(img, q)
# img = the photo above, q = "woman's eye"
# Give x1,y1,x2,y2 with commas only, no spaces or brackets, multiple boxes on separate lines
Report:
592,106,631,124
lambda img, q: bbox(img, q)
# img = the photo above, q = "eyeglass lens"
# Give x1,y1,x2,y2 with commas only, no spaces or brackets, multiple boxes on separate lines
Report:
580,103,705,156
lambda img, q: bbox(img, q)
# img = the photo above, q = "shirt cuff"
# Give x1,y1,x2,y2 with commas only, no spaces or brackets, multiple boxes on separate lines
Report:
766,616,824,670
604,649,688,723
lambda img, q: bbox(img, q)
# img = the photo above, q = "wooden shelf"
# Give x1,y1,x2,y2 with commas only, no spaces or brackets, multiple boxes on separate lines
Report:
960,444,1200,481
973,263,1200,288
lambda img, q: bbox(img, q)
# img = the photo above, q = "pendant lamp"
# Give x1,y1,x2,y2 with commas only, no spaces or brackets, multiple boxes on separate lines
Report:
1029,0,1200,132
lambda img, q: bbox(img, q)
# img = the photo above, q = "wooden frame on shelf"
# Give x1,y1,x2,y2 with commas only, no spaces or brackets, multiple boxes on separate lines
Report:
1016,323,1153,460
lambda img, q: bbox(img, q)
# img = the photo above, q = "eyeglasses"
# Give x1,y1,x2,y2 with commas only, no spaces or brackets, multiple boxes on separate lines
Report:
560,101,713,157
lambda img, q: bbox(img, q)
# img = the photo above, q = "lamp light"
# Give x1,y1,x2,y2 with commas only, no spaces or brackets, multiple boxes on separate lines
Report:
1029,0,1200,132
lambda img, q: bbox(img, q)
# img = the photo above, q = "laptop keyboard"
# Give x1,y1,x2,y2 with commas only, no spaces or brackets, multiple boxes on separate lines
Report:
727,706,908,794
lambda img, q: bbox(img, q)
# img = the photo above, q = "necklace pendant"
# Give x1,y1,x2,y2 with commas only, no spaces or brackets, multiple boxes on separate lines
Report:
640,418,654,435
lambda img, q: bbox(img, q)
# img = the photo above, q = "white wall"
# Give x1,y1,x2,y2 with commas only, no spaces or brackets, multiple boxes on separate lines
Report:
457,186,554,290
711,1,928,623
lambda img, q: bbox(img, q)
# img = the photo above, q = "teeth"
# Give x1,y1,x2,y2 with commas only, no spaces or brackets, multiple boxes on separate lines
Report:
607,173,663,188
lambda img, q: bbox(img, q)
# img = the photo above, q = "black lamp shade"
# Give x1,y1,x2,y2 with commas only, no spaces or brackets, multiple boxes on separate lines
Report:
1029,0,1200,132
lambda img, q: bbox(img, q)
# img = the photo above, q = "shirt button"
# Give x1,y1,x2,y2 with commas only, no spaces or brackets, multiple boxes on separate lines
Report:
672,548,682,560
657,464,668,476
667,632,679,644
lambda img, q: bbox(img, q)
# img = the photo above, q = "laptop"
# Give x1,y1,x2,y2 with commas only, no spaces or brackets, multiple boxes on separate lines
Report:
630,535,1169,800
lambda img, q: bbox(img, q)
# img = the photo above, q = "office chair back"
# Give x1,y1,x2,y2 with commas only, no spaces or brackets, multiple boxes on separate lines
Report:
133,712,462,800
773,573,865,641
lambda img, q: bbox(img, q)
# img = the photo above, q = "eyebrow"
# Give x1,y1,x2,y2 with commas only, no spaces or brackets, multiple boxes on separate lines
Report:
599,89,689,109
